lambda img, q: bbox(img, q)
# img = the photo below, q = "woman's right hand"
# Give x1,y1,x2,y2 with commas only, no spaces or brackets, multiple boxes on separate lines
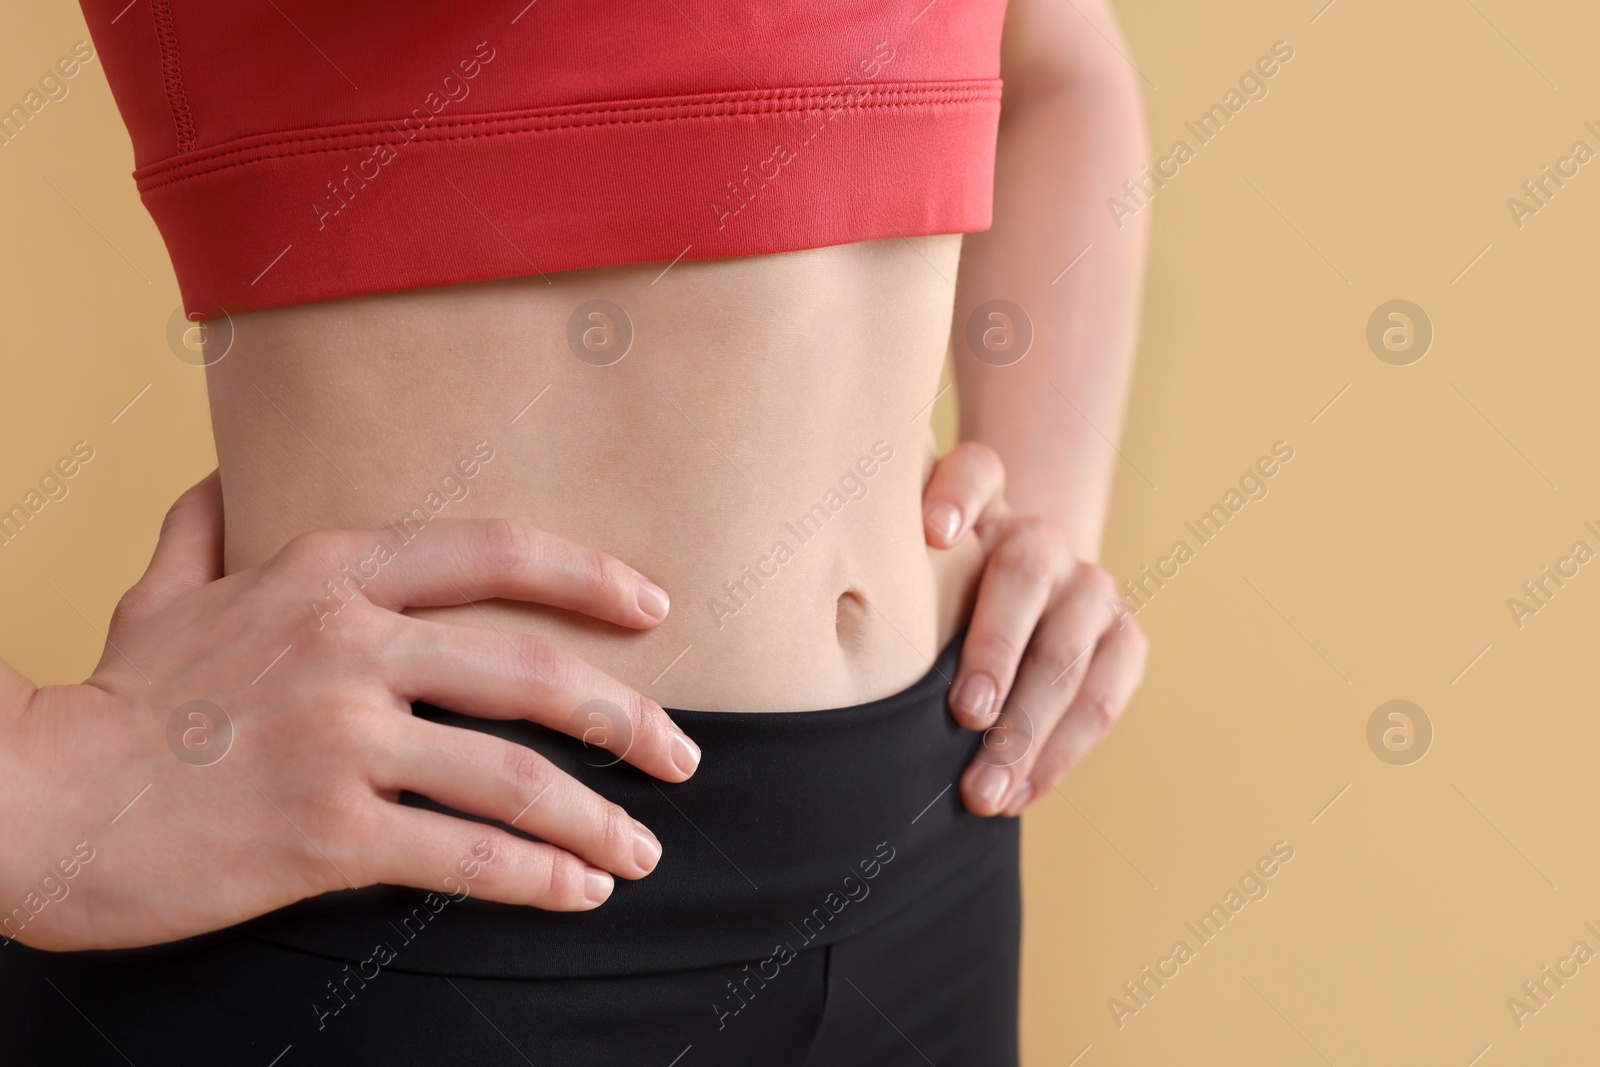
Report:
0,471,700,951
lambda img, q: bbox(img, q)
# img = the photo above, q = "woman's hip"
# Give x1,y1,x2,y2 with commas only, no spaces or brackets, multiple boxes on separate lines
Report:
0,629,1021,1063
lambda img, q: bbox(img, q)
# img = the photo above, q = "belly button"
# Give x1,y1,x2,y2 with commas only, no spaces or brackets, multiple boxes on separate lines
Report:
836,589,870,649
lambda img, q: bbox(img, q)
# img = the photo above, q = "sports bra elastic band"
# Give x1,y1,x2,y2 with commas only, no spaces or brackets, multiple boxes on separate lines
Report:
81,0,1006,318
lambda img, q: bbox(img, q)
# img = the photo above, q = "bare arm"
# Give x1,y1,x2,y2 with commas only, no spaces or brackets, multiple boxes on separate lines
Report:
923,0,1150,816
953,0,1147,562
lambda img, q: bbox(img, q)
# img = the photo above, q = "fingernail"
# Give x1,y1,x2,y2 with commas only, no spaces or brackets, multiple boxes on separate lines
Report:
925,502,962,544
584,867,614,905
634,575,670,621
971,763,1011,811
633,823,662,873
670,732,702,778
1004,780,1034,816
954,672,997,724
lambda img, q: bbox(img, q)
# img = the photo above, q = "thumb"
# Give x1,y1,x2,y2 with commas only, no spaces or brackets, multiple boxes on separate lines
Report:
134,469,225,612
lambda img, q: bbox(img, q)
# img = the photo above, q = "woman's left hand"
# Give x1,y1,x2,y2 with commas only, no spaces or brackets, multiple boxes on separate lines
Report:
922,442,1149,817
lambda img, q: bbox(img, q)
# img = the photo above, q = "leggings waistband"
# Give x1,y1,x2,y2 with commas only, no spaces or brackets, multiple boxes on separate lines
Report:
240,630,1013,979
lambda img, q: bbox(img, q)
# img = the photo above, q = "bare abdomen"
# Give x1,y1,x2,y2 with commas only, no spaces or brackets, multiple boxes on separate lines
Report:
203,236,983,711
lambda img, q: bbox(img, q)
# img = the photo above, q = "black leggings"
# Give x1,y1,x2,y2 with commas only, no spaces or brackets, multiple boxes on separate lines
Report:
0,634,1020,1065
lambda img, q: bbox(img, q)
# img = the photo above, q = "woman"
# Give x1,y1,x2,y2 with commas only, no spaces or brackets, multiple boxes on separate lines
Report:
0,0,1147,1062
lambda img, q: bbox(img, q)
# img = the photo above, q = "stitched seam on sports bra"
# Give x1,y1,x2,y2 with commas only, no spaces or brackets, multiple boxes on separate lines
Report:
138,81,1000,167
135,83,1001,191
148,0,197,153
136,83,1000,177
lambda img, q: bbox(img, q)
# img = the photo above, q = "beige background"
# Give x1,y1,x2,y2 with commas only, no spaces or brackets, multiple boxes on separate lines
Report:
5,2,1599,1063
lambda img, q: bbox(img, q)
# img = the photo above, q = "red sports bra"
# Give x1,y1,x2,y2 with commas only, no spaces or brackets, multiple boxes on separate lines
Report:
82,1,1005,318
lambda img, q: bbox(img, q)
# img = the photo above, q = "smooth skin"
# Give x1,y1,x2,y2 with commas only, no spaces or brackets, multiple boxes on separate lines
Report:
0,0,1147,949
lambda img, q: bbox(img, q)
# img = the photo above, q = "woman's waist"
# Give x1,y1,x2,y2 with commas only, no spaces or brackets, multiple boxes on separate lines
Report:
239,629,1017,979
410,437,981,710
412,562,963,714
206,241,975,708
218,424,983,709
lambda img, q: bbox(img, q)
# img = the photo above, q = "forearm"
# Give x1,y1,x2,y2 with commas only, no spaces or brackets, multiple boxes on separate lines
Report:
953,40,1147,562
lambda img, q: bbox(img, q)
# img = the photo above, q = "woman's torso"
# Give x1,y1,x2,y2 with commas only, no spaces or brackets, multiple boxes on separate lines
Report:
204,236,983,711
